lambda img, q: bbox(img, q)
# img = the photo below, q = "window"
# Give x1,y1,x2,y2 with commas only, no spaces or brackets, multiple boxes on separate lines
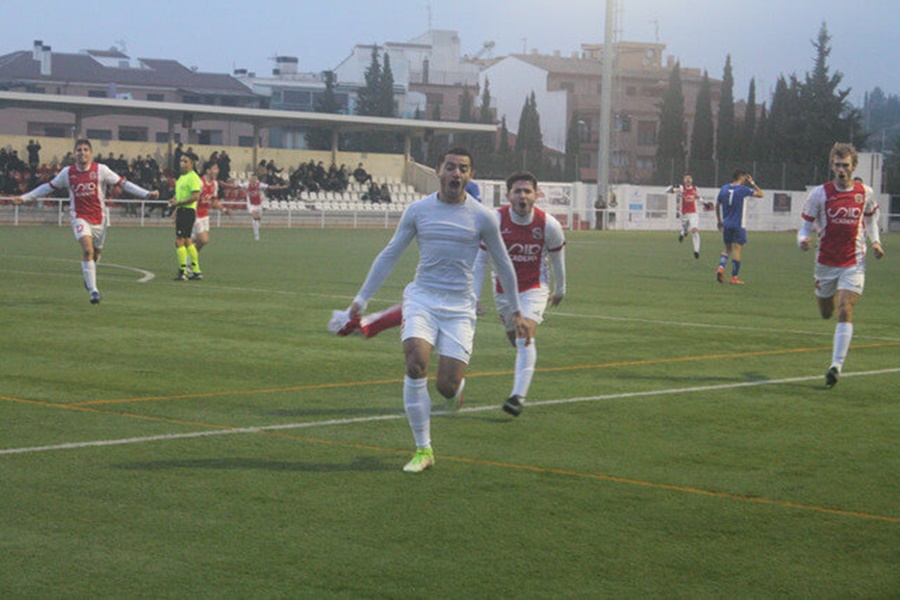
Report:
636,157,654,170
559,82,575,92
612,151,630,167
155,132,170,143
637,121,657,146
182,95,201,104
88,90,107,98
147,93,165,102
197,130,223,145
86,129,112,140
773,193,792,213
27,122,71,137
118,126,148,142
645,193,668,219
238,136,255,147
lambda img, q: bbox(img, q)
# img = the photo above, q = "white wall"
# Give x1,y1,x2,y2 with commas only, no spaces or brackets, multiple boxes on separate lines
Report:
480,57,569,152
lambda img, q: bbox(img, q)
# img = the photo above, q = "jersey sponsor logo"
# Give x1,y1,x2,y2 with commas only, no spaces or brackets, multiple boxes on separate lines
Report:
72,181,98,198
827,205,862,225
508,242,543,256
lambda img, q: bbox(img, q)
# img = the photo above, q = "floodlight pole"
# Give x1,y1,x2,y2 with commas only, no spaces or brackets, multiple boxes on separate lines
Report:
597,0,616,226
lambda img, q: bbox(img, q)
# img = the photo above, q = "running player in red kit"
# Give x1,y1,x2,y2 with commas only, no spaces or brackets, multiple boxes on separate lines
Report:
474,171,566,416
798,142,885,388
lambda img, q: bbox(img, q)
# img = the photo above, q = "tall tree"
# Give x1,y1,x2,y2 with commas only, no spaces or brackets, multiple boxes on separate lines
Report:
751,103,768,161
473,79,496,176
379,53,396,118
305,70,340,150
690,71,714,164
653,62,686,184
798,22,867,165
738,78,757,160
515,92,545,176
356,45,382,117
716,55,736,162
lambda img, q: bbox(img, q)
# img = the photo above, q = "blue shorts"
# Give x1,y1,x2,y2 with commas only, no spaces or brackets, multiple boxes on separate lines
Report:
722,227,747,246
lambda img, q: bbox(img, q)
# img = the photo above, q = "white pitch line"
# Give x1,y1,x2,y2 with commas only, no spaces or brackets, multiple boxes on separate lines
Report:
550,311,900,342
2,368,897,457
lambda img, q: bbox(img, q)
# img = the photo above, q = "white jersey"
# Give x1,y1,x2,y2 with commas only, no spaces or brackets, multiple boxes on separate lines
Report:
354,193,521,313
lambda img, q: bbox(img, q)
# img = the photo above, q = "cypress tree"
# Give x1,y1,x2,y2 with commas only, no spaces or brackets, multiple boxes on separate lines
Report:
716,55,736,161
654,62,686,184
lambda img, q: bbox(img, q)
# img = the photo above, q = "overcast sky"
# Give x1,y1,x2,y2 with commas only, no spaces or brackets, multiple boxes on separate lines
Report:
3,0,897,106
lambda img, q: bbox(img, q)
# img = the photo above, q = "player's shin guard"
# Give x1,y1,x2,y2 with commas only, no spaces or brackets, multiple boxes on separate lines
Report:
692,232,701,254
511,338,536,400
81,260,98,293
832,322,853,371
360,303,403,338
404,376,431,448
731,260,741,277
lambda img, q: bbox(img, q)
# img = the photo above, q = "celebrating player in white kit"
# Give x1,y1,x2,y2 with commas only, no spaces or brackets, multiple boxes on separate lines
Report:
14,138,158,304
474,171,566,417
346,147,527,473
798,142,885,388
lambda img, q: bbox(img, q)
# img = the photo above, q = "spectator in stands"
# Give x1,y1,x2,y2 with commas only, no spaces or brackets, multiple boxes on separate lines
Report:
27,139,41,173
173,142,183,170
379,183,392,204
217,150,231,181
353,162,371,184
363,180,381,203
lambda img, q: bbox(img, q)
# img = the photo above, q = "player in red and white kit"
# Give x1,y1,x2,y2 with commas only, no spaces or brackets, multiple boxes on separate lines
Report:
667,173,709,259
475,171,566,416
14,138,158,304
798,142,885,388
222,173,287,241
191,161,231,255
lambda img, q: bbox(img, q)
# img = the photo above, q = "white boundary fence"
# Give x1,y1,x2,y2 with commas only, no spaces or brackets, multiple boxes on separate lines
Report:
473,181,895,235
2,186,896,234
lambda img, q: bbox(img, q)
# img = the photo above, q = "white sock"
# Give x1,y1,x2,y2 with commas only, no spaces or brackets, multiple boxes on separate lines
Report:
252,220,260,239
81,261,97,294
404,376,431,448
832,322,853,372
511,338,536,400
692,232,701,253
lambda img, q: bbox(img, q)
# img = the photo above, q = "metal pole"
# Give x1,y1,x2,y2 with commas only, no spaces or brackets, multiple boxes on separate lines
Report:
597,0,616,219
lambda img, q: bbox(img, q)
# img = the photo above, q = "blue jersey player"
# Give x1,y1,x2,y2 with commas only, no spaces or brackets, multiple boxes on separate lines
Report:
715,168,763,284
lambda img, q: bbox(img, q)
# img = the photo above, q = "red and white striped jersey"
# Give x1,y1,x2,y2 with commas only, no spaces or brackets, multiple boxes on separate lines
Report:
801,180,879,267
493,205,566,294
49,163,124,225
197,177,219,218
676,184,701,214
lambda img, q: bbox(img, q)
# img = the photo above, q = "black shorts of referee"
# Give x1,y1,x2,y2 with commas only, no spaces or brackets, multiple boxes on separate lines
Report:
175,207,196,238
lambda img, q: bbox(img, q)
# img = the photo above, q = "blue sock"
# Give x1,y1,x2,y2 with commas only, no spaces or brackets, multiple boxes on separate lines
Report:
732,260,741,277
718,253,728,269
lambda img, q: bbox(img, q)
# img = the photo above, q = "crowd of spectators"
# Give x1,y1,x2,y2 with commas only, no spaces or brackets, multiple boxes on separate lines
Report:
2,141,391,208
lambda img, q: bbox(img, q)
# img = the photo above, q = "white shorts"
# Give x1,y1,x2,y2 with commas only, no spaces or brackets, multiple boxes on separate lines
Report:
72,217,107,250
401,286,476,364
192,216,210,236
681,212,699,232
248,203,262,215
495,285,549,331
814,263,865,298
